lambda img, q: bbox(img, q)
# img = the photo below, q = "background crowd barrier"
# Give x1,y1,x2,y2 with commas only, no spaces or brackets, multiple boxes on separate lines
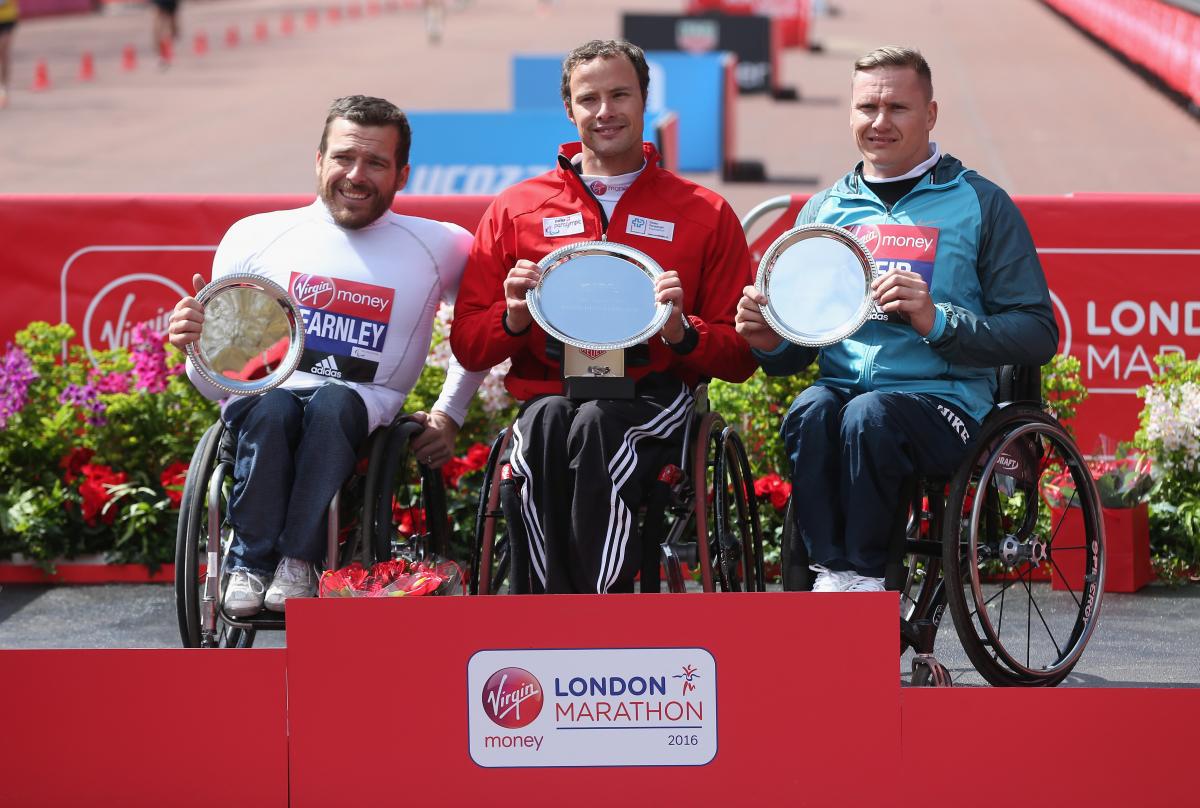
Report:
1042,0,1200,106
513,51,735,173
2,594,1197,805
17,0,94,18
2,192,1198,450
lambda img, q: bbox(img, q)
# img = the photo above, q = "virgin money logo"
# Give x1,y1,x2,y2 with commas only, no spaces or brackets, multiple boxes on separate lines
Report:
482,668,543,729
852,224,881,250
291,274,336,309
589,180,608,196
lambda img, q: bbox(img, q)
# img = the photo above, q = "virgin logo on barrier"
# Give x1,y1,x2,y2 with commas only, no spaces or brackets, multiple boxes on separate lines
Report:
481,668,544,729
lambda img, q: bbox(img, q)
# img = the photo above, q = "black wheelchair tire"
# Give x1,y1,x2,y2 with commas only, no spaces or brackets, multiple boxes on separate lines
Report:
175,421,224,649
942,406,1105,686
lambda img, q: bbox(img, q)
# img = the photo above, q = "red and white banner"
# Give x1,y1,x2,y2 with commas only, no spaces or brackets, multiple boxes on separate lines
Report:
2,193,1197,450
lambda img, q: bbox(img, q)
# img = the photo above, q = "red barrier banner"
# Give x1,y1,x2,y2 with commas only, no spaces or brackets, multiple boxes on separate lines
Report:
285,593,898,806
0,649,289,806
18,0,94,18
686,0,809,48
1020,194,1200,451
0,195,491,358
2,193,1197,450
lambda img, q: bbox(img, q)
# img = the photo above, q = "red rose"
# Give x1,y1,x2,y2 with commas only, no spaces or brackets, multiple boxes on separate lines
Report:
441,456,471,488
464,442,491,471
59,447,96,483
392,504,427,536
753,473,792,511
77,463,128,526
160,461,188,508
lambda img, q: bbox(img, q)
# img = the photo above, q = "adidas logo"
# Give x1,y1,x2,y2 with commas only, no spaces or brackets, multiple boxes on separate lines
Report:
309,355,343,378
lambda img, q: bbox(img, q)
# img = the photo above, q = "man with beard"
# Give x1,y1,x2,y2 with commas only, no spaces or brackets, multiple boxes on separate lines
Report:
168,95,483,615
451,40,755,594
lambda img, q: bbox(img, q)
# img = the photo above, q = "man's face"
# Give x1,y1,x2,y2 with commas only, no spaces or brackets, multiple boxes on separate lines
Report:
564,55,645,174
850,66,937,178
316,118,409,229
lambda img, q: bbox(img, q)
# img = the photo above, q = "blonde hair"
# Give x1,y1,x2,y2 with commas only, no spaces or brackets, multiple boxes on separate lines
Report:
853,47,933,99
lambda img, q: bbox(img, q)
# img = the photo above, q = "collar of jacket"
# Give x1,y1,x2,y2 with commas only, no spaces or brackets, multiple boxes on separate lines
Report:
844,153,967,195
555,141,662,179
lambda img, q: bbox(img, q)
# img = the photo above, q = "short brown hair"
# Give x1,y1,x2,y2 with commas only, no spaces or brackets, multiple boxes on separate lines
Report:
853,46,933,100
560,39,650,104
318,95,412,167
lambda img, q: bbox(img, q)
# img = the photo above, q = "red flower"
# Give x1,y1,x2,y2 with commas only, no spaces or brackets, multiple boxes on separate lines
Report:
59,447,96,483
77,463,128,526
160,461,188,508
392,504,427,536
464,442,491,471
441,456,471,488
753,473,792,512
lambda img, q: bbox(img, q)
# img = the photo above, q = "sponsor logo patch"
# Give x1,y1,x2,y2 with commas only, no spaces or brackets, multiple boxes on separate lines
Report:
543,212,585,238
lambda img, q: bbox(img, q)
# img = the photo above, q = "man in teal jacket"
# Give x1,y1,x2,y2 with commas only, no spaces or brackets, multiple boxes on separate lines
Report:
735,46,1058,592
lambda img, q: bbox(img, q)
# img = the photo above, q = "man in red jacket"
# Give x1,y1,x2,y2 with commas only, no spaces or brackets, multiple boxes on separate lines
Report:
451,39,755,594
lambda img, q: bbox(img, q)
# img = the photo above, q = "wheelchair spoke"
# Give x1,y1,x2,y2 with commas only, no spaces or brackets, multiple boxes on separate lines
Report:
1046,554,1084,610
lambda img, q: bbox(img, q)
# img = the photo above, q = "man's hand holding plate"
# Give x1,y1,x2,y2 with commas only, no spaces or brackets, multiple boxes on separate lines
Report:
503,259,542,333
736,285,783,352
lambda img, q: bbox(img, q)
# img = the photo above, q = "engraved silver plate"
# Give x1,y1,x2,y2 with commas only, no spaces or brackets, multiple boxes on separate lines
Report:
528,241,671,351
185,273,306,396
755,223,878,347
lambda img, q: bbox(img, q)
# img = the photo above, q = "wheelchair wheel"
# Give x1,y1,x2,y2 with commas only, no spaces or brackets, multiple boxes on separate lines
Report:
363,419,451,565
943,406,1105,686
176,422,261,648
470,428,510,595
695,414,766,592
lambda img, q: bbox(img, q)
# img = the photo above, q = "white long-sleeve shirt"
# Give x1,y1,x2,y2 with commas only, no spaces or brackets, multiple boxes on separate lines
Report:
187,200,484,431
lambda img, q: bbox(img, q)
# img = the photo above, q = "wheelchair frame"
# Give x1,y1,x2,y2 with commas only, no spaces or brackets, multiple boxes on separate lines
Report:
174,416,448,648
781,366,1107,686
468,389,767,596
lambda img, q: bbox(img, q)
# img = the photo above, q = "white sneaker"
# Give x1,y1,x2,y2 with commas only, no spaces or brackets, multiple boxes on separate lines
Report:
846,574,887,592
264,557,317,612
809,564,853,592
224,570,269,617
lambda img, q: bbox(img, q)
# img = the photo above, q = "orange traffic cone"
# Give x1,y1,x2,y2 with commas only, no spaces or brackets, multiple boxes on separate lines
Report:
254,20,268,41
78,52,95,81
225,25,240,47
281,13,295,35
304,9,319,29
347,3,362,19
193,32,208,56
327,6,341,23
157,38,174,65
32,60,51,91
122,45,137,71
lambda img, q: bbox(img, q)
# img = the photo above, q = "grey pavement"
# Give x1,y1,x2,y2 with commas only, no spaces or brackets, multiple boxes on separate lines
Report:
1,581,1197,688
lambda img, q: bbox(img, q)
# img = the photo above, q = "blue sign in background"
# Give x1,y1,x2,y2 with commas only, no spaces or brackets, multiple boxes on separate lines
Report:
512,51,728,172
404,108,676,195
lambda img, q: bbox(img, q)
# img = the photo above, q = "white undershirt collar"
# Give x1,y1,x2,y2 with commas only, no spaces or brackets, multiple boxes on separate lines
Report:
863,142,941,184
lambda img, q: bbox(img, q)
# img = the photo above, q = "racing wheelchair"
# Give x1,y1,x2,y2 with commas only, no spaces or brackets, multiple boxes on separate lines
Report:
468,385,767,596
780,365,1106,687
174,415,448,648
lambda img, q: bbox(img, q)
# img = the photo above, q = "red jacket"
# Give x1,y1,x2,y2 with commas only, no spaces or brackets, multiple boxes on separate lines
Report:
450,142,757,401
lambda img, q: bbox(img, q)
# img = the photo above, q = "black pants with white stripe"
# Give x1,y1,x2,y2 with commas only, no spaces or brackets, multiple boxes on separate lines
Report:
508,373,693,594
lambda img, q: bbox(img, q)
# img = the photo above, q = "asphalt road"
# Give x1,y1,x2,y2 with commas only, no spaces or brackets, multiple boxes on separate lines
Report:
1,581,1197,687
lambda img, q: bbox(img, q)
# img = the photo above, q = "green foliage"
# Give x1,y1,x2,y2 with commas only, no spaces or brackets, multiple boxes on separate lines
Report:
1041,352,1088,427
0,322,218,568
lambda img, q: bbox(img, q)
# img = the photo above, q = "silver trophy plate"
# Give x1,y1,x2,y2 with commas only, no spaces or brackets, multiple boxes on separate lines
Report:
185,273,306,396
528,241,671,351
755,223,878,347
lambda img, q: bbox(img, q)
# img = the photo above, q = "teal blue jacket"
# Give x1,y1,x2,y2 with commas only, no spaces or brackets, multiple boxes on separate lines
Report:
754,155,1059,423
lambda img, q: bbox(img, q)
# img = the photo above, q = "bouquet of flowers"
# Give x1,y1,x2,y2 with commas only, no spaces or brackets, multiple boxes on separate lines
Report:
319,556,463,598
